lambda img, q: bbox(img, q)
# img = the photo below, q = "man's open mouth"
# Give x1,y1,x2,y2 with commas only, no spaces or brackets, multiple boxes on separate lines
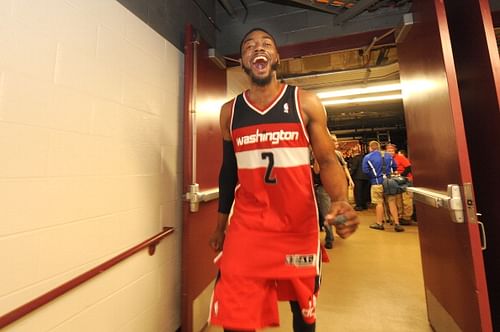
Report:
252,55,269,71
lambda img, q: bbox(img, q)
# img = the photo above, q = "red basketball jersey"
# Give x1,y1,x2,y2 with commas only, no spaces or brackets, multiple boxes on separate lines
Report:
218,84,320,279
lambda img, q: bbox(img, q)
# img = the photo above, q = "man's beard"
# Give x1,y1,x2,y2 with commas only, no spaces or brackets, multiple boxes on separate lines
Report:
242,61,278,86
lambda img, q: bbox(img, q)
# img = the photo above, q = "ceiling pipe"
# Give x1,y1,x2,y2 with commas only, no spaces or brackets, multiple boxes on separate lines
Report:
217,0,237,17
192,0,221,31
239,0,249,23
218,0,250,23
286,0,342,14
363,27,395,57
332,0,380,24
361,27,395,83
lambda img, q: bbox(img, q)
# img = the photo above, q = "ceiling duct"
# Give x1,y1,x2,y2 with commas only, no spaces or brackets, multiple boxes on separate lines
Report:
332,0,380,24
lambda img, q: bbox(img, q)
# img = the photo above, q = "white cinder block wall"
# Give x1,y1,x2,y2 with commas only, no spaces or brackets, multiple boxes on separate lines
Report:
0,0,183,331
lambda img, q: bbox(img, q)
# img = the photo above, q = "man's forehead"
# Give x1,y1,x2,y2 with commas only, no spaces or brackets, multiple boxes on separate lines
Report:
243,31,274,44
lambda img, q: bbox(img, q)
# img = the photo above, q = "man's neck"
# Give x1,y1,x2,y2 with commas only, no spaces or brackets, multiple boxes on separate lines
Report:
247,79,283,107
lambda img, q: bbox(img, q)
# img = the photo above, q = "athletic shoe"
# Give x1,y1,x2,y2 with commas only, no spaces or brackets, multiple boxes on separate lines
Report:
369,223,384,230
395,224,405,232
399,219,412,225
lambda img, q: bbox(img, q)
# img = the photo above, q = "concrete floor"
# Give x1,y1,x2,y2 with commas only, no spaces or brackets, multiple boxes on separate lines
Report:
204,207,433,332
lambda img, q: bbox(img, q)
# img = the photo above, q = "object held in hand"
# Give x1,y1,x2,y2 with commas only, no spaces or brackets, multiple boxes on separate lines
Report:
331,215,347,225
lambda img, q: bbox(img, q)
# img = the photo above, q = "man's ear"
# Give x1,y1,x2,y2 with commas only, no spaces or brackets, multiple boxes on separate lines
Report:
239,58,242,67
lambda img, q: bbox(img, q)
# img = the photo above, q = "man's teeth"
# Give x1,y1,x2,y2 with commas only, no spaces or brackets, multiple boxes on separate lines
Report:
252,56,268,63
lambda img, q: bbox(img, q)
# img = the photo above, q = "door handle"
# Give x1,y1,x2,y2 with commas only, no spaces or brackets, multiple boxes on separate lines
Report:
476,213,487,251
184,183,219,212
407,184,464,223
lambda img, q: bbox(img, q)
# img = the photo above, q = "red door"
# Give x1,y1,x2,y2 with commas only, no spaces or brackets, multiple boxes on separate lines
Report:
181,26,226,332
397,1,492,331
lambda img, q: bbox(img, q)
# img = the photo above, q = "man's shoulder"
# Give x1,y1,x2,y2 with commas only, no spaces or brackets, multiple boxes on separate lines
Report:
395,153,411,165
362,151,374,162
221,98,235,112
297,87,316,101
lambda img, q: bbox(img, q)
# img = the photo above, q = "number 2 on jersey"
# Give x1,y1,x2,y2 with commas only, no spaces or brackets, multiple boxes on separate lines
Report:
261,152,277,184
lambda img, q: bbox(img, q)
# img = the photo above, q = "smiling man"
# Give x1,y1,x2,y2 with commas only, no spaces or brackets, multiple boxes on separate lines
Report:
208,28,360,332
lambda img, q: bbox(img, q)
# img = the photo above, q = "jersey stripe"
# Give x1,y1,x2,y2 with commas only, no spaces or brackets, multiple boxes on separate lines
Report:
235,147,310,169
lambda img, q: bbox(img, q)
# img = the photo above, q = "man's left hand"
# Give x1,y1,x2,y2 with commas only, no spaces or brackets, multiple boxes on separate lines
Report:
324,201,360,239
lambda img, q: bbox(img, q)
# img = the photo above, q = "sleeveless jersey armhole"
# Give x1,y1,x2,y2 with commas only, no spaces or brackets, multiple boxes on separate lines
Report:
229,97,237,139
294,87,310,144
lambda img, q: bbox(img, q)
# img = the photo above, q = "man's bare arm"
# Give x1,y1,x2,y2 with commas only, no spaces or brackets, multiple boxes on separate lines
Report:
299,89,359,238
220,101,232,141
299,90,347,202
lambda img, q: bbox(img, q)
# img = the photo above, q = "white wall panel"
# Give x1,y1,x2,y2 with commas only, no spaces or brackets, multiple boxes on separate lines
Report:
0,71,53,127
1,20,57,81
0,233,41,297
0,123,50,177
0,0,183,330
124,13,166,62
0,179,52,235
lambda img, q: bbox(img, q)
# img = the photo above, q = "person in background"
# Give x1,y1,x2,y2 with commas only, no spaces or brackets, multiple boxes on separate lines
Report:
349,145,371,211
331,134,355,196
362,141,404,232
208,27,360,332
386,144,414,225
312,156,334,249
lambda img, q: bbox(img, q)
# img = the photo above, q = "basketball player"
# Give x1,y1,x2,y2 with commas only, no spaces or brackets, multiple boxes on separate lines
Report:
208,28,360,332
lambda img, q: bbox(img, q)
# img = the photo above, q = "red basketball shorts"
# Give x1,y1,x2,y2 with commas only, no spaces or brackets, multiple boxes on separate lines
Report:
209,272,319,330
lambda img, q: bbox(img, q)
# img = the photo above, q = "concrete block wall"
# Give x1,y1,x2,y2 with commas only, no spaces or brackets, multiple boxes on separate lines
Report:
0,0,183,331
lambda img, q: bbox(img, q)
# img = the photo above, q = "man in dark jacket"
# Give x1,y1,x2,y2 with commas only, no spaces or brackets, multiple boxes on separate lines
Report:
362,141,404,232
349,145,370,210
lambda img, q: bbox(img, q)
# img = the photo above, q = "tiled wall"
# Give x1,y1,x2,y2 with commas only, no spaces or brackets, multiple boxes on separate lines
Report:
0,0,183,331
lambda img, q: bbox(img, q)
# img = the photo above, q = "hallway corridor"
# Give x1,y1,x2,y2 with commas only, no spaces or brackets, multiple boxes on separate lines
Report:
206,208,432,332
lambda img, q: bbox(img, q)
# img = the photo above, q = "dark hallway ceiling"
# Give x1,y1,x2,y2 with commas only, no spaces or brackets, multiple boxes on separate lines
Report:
215,0,412,55
117,0,500,140
216,0,413,138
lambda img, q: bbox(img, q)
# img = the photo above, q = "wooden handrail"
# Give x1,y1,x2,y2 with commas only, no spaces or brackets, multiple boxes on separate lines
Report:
0,226,174,329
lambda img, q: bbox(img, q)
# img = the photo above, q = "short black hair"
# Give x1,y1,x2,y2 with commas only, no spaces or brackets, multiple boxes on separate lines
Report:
239,27,277,56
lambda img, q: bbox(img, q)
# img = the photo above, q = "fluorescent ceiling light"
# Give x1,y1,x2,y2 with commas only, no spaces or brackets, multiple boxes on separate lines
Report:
322,94,403,106
317,83,402,99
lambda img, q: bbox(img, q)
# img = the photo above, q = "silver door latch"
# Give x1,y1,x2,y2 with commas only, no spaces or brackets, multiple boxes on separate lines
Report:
407,184,464,223
184,183,219,212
